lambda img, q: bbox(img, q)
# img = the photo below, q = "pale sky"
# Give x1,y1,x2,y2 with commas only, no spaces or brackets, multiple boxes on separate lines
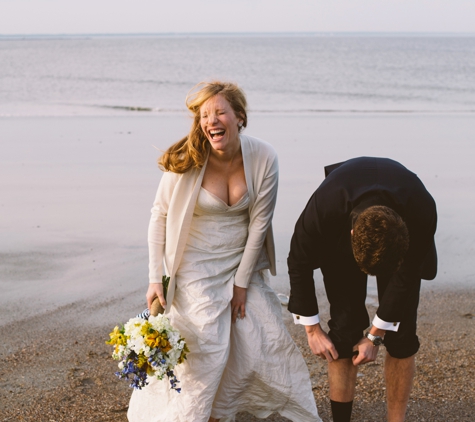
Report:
1,0,474,35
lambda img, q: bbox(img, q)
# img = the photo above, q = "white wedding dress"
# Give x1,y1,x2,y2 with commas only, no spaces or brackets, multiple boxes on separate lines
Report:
128,188,321,422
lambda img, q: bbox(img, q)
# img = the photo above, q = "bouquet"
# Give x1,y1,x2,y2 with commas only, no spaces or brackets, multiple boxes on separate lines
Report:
107,276,189,391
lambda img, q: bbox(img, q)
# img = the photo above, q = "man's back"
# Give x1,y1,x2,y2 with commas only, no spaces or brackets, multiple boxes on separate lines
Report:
304,156,436,274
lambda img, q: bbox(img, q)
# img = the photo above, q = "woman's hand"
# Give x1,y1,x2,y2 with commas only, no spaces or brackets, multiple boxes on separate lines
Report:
231,285,247,323
146,283,166,310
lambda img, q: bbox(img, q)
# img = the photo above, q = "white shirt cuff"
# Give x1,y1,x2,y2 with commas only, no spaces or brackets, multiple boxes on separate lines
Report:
292,313,320,326
372,314,400,332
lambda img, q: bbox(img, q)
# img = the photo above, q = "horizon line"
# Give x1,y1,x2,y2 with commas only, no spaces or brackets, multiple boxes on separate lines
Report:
1,31,475,39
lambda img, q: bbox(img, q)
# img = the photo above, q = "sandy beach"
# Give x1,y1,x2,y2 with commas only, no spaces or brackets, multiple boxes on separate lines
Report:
1,113,474,420
0,287,473,421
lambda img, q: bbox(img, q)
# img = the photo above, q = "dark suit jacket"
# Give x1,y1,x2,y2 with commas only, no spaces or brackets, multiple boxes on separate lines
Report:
287,157,437,322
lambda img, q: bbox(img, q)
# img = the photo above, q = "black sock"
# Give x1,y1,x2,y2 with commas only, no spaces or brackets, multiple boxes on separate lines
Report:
330,400,353,422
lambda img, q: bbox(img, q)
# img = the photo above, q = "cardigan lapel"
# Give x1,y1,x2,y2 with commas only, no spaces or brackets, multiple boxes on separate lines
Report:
165,158,208,312
241,135,255,211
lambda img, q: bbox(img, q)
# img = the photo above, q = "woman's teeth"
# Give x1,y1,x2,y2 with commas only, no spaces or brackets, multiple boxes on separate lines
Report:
210,129,225,139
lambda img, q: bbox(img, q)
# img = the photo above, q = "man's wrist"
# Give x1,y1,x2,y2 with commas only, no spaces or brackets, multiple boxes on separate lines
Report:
305,323,322,334
369,326,385,337
365,331,384,346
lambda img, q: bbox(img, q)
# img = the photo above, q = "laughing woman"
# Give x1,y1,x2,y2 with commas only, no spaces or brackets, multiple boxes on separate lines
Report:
127,81,321,422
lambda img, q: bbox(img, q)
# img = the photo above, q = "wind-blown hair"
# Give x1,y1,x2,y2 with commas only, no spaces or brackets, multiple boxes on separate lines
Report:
158,81,248,173
351,205,410,276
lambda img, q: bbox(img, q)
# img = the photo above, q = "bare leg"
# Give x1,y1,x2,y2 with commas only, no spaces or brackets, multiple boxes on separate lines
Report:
328,358,358,402
384,352,415,422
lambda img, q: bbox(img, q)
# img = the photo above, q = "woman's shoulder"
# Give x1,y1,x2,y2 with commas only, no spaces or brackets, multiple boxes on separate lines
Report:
156,166,201,201
161,165,201,181
160,169,181,184
240,134,277,160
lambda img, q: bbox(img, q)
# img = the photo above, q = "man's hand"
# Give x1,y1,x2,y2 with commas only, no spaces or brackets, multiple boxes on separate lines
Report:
305,324,339,362
231,285,247,323
352,337,379,366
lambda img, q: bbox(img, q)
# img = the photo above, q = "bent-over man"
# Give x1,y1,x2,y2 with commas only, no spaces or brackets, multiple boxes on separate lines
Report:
288,156,437,422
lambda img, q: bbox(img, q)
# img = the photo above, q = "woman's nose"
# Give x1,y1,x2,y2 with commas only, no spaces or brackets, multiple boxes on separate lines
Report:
207,112,218,123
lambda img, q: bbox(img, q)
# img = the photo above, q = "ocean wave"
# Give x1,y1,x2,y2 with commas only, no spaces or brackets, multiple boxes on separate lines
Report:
2,103,474,118
96,105,159,112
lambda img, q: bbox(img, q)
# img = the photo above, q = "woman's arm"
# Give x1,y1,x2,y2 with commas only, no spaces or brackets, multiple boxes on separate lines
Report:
234,147,279,288
147,171,179,307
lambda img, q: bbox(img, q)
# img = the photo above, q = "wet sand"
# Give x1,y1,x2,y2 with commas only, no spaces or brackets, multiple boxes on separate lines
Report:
1,114,474,420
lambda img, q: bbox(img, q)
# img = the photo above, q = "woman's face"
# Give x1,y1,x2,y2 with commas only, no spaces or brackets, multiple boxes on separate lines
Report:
199,94,242,154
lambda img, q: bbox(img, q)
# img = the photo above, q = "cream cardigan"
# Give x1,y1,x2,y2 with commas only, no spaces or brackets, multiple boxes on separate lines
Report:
148,134,278,312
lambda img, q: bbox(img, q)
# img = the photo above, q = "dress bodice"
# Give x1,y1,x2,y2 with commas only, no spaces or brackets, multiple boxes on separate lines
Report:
196,187,250,215
188,188,250,252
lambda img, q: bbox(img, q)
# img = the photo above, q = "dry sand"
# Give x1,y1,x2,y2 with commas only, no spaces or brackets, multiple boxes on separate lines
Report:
1,114,474,420
0,287,473,421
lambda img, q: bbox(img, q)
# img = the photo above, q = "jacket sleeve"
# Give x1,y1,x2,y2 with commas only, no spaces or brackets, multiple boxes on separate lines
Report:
376,205,437,322
234,151,279,288
375,268,420,323
287,191,323,316
148,171,180,284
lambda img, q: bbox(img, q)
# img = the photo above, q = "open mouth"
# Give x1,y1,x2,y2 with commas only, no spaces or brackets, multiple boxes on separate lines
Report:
210,129,225,139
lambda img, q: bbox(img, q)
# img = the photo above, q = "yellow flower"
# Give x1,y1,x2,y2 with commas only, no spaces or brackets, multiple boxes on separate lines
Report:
139,321,152,336
160,337,172,353
178,342,190,364
136,353,148,369
144,331,160,348
106,326,127,347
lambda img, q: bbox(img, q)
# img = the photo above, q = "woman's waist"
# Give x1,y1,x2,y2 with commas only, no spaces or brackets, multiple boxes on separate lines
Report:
187,227,248,250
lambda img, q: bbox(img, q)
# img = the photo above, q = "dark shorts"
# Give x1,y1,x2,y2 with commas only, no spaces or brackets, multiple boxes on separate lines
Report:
321,264,421,359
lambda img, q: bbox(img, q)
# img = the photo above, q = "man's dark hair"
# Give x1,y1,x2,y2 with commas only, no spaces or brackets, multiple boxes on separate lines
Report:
351,205,409,275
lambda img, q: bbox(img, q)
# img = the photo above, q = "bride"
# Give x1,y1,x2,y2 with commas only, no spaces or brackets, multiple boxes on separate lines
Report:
127,81,321,422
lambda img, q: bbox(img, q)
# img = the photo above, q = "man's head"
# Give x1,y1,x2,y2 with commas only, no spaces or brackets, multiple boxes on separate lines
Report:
351,205,409,276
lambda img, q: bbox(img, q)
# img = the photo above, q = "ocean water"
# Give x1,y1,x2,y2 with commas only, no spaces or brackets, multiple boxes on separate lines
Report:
1,34,475,117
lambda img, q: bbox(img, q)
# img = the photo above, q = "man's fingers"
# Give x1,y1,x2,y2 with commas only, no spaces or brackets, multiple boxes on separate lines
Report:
318,345,338,362
353,351,375,366
312,348,336,362
329,348,339,361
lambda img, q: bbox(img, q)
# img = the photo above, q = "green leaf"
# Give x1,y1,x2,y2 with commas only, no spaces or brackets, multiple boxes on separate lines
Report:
162,275,170,300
